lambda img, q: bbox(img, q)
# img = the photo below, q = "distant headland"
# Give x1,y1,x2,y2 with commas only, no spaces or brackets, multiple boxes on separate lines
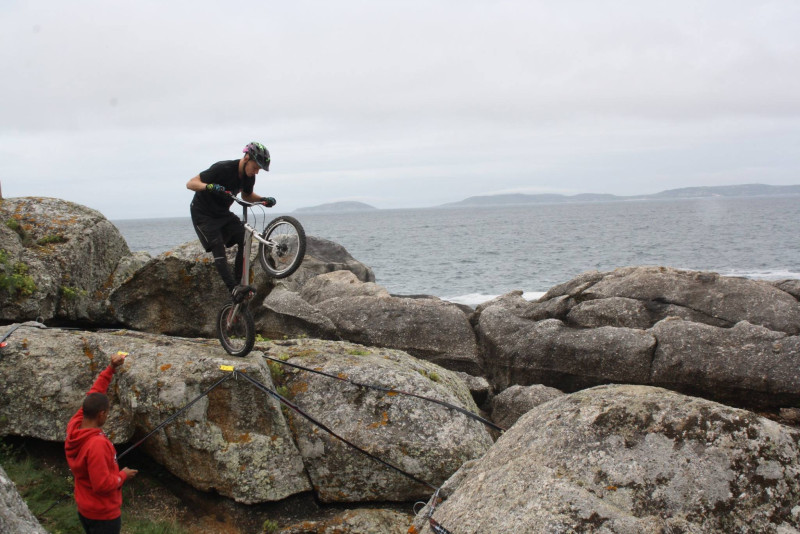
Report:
294,201,378,214
294,184,800,213
440,184,800,208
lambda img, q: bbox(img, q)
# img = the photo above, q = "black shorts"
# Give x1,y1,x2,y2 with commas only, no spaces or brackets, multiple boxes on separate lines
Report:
190,204,245,253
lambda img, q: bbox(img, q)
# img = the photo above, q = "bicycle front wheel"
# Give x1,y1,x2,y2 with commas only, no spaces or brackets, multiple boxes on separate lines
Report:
258,216,306,279
217,303,255,357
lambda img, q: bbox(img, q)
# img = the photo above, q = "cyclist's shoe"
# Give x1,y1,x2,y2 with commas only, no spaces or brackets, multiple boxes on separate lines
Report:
231,284,255,303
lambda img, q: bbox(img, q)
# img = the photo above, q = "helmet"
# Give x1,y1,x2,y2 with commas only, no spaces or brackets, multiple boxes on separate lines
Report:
243,141,270,171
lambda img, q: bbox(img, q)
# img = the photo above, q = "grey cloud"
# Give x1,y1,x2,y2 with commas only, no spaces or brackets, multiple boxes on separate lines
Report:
1,1,799,218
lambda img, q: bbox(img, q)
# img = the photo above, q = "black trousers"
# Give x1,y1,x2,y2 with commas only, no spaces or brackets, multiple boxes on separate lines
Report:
78,513,121,534
190,205,246,291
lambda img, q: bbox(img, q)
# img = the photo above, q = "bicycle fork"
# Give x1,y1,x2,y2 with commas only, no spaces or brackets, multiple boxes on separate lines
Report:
223,302,245,329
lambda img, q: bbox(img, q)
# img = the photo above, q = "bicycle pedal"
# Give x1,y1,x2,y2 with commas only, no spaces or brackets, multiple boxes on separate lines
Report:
231,285,255,303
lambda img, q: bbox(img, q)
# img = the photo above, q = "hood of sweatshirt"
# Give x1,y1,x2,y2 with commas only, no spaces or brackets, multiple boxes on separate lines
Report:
65,419,105,463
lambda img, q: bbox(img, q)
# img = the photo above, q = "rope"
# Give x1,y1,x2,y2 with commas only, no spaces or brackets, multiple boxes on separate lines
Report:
234,370,438,491
39,360,460,530
262,353,505,433
38,372,234,518
117,373,233,460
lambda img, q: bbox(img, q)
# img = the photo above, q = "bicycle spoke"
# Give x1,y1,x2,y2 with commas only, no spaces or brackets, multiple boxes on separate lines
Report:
217,303,255,357
258,216,306,278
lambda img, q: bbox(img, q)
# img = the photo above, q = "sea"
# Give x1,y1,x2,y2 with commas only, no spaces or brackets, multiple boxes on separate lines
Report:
114,196,800,307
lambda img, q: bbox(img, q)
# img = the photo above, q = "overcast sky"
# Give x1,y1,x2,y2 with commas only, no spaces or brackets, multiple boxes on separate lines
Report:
2,0,799,219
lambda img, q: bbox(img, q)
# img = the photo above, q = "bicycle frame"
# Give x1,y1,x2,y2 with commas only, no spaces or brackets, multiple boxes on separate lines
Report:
232,196,271,287
217,195,306,357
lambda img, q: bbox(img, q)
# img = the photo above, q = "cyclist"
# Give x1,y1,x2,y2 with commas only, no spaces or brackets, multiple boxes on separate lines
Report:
186,141,276,302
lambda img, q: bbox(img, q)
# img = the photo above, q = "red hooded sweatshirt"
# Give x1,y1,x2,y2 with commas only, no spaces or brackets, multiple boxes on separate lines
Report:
64,365,128,520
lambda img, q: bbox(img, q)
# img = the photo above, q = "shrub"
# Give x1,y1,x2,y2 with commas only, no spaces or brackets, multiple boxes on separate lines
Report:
0,249,36,297
37,234,68,246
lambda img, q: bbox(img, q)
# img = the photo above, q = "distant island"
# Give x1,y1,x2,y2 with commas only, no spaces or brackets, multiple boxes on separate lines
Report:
440,184,800,208
292,185,800,213
294,201,378,214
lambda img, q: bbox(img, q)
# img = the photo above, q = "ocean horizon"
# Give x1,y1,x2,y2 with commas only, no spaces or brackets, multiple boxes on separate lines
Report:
114,196,800,307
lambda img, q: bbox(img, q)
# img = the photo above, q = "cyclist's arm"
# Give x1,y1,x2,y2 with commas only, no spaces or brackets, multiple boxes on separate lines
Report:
186,175,207,192
242,191,266,203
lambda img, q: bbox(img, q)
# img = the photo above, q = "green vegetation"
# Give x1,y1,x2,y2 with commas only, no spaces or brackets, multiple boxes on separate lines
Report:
262,519,280,533
275,385,290,399
267,360,284,382
347,348,370,356
37,234,68,246
60,286,86,301
255,334,272,343
121,515,188,534
0,249,37,297
5,218,33,246
0,439,187,534
5,218,20,231
417,368,442,383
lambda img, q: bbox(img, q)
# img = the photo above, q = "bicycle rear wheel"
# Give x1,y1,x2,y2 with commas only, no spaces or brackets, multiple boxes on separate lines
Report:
217,303,255,357
258,216,306,279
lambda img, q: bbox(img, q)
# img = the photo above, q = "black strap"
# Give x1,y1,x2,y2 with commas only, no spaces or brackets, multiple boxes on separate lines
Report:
116,373,234,460
263,354,505,433
0,323,23,348
235,370,438,491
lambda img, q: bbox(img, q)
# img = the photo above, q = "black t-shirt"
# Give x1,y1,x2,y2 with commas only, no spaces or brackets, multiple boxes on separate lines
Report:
191,160,255,218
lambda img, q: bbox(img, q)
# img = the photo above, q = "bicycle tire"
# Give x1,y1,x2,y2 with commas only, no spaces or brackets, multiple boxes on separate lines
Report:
258,216,307,279
217,303,255,357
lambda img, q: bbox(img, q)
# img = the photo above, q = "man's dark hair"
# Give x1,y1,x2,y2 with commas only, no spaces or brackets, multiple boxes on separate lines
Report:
83,393,109,419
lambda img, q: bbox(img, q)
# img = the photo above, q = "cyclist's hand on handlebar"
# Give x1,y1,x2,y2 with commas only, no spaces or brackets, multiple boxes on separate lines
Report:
260,197,276,207
206,183,231,195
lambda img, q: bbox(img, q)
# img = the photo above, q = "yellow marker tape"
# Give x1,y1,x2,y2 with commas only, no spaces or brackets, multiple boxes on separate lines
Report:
219,365,235,372
117,351,129,357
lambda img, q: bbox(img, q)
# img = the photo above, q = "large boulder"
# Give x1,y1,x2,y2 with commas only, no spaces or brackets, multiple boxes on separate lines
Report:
490,384,564,430
0,197,131,323
651,318,800,409
476,292,656,392
109,236,375,338
0,325,490,505
773,279,800,301
0,465,48,534
476,270,800,411
315,294,481,374
278,508,413,534
274,236,376,292
108,241,232,337
259,286,340,340
0,324,310,504
542,266,800,334
412,385,800,533
264,271,483,374
270,339,494,502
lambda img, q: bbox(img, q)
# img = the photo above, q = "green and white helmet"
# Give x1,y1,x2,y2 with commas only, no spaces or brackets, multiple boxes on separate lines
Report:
243,141,270,171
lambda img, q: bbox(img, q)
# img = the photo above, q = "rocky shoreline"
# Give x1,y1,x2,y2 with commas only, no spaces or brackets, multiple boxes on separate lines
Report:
2,196,800,533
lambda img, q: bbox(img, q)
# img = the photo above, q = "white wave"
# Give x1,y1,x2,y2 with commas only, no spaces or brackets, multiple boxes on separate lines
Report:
443,291,546,307
719,269,800,281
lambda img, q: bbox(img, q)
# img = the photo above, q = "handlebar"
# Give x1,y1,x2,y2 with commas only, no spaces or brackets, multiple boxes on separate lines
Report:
227,194,271,208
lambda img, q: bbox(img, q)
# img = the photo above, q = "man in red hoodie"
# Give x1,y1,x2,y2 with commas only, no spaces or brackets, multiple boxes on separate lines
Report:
65,352,137,534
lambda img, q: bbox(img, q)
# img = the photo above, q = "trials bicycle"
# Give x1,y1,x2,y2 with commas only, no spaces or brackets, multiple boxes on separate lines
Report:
217,195,306,357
